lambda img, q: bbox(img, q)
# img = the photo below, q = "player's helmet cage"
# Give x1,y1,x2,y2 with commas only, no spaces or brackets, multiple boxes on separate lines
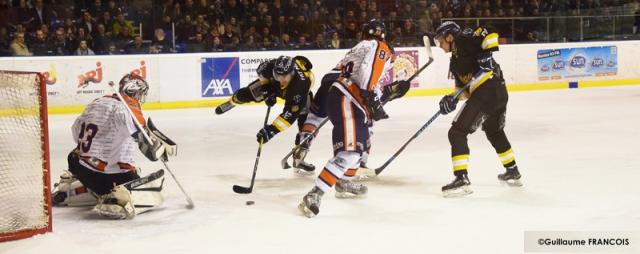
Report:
434,21,461,41
273,55,294,82
119,73,149,103
363,19,386,40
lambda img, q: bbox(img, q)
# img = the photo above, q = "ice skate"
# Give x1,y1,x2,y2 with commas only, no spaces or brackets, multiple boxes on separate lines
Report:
498,166,523,187
292,147,315,176
442,173,473,198
298,187,323,218
335,179,368,198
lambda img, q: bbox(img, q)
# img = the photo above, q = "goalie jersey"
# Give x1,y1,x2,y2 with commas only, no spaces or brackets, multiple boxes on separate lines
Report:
72,95,145,174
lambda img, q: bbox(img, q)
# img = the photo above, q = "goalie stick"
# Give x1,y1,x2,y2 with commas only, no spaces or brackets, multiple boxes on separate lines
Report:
280,35,435,170
232,106,271,194
108,81,195,209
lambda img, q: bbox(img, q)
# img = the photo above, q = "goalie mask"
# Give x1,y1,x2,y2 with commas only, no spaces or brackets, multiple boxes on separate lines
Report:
119,73,149,103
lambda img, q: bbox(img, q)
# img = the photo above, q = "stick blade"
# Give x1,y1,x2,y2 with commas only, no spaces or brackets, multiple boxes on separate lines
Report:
422,35,433,59
232,185,252,194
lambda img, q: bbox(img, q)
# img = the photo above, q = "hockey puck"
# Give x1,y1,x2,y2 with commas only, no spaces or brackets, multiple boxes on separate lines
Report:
246,200,255,206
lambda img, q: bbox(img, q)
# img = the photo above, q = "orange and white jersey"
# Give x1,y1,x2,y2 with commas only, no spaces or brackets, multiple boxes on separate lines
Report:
334,39,394,115
72,95,144,174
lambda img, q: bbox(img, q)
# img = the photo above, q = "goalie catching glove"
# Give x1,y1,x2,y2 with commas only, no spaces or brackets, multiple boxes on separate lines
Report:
136,118,177,161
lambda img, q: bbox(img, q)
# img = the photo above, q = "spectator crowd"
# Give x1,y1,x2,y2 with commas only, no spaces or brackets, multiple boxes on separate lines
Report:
1,0,639,56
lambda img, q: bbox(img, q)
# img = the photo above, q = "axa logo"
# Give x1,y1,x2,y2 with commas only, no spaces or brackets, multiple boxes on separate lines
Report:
201,57,240,97
41,64,57,85
77,62,103,88
202,79,233,96
130,60,147,79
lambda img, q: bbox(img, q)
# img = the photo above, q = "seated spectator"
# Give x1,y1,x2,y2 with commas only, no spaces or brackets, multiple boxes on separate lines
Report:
75,39,95,55
126,35,148,54
10,31,31,56
328,32,341,49
114,26,133,49
151,28,172,53
294,35,311,49
279,33,294,50
112,12,134,37
209,36,224,52
242,35,258,51
224,36,240,52
259,37,273,51
106,43,119,55
51,28,73,55
186,33,205,53
31,29,52,56
76,27,93,50
311,33,327,49
0,27,11,56
92,24,112,54
344,22,358,39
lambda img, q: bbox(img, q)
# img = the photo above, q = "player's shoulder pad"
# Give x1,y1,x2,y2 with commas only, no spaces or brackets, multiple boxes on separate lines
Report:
473,27,499,50
293,55,313,71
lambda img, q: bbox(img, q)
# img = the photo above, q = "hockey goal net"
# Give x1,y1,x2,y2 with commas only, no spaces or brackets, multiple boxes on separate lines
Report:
0,71,51,242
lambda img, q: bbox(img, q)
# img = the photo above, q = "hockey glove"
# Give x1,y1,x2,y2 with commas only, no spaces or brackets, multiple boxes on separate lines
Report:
256,124,280,144
439,95,458,115
265,94,277,107
381,80,411,102
361,89,389,121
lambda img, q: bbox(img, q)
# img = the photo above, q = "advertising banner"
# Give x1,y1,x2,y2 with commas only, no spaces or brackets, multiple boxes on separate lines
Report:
537,46,617,81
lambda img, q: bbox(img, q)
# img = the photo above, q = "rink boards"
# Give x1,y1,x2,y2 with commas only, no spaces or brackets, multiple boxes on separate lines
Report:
0,40,639,114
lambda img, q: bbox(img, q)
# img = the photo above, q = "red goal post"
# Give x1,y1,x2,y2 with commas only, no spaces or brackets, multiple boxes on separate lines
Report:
0,71,52,242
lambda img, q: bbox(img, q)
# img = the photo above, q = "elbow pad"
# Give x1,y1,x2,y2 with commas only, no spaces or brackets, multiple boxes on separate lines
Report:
477,52,496,71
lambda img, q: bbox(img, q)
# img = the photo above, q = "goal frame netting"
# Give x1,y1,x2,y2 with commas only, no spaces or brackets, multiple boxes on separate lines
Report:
0,71,52,242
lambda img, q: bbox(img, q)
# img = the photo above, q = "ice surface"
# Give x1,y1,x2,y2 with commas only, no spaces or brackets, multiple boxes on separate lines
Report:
2,86,640,254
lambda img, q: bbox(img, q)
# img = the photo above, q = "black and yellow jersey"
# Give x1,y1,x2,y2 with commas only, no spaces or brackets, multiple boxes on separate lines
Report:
256,56,315,132
449,26,500,96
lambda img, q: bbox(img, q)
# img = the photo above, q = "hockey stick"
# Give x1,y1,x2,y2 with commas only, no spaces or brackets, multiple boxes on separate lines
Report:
374,86,471,175
374,36,446,175
108,81,195,209
232,106,271,194
281,36,435,170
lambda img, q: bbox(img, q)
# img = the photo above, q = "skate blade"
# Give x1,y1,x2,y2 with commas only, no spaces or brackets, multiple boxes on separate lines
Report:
442,186,473,198
499,178,523,187
293,168,315,177
354,168,378,181
335,191,367,199
298,202,317,218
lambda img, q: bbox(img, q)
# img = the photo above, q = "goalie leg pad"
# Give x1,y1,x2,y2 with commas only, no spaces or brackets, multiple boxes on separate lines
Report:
93,185,136,219
128,170,166,212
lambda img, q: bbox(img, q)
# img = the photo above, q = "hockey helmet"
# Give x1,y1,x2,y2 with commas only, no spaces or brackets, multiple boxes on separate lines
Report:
119,73,149,103
273,55,294,84
434,21,461,41
363,19,386,40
